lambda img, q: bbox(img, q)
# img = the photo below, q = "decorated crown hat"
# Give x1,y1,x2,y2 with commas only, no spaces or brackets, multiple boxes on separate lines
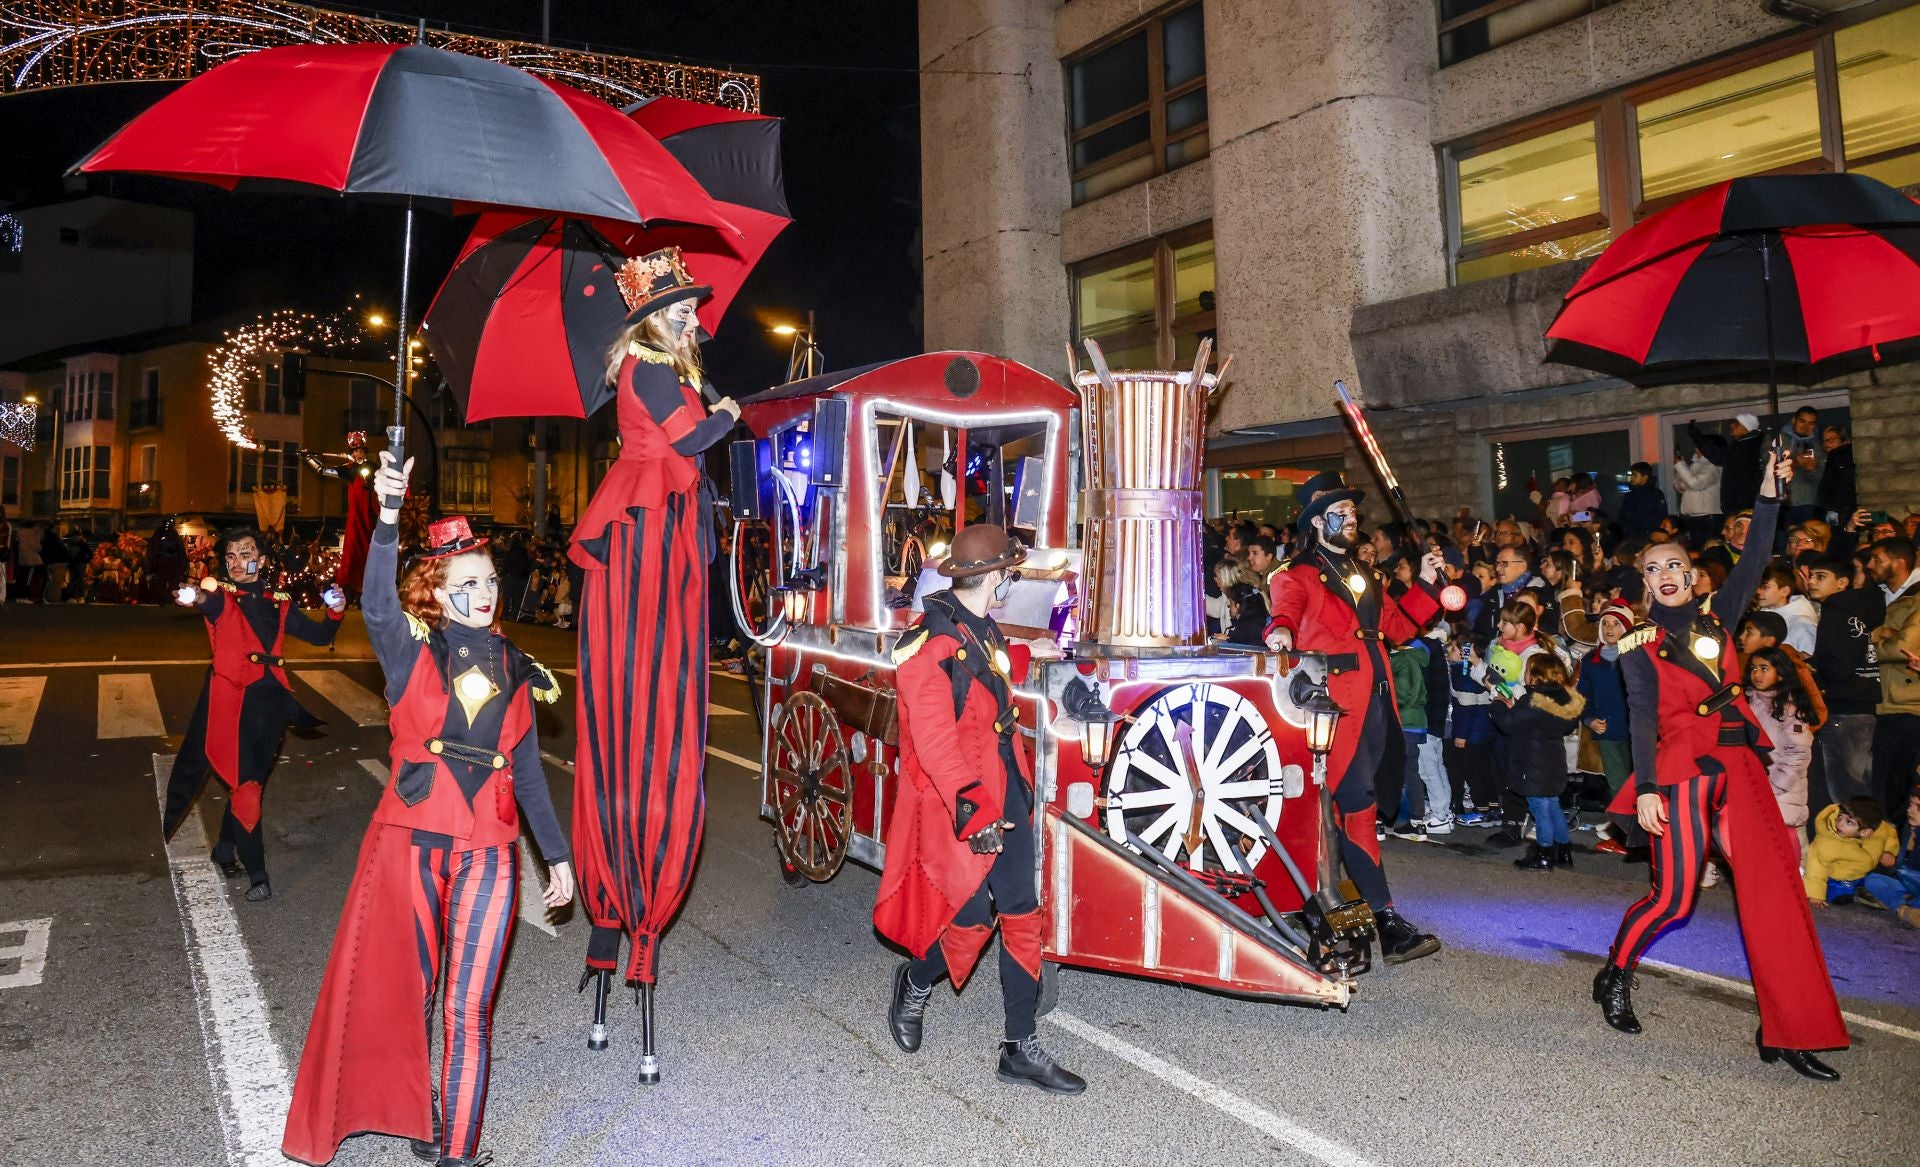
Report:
421,515,490,561
615,246,712,326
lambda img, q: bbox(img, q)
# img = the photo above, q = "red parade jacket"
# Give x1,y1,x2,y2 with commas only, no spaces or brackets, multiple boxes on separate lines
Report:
873,619,1033,961
1266,553,1441,784
203,586,340,790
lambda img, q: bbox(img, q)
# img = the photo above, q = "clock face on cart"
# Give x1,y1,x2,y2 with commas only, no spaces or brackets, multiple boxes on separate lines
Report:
1101,683,1285,873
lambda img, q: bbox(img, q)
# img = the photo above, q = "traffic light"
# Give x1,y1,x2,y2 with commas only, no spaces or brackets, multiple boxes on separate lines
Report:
283,351,307,401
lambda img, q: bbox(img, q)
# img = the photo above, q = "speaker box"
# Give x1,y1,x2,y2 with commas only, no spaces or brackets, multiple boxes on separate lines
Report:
728,439,774,520
808,397,849,487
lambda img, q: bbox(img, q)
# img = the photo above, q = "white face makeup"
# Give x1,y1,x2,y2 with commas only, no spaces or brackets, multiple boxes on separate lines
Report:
434,551,500,628
1641,546,1694,607
664,299,701,344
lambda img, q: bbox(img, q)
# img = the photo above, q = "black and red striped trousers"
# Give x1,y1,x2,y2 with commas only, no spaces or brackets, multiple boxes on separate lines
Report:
410,836,517,1161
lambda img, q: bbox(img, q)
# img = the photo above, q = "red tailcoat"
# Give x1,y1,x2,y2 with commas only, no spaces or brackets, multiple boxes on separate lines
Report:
337,467,375,594
873,621,1033,962
282,642,536,1166
1266,553,1441,785
1607,619,1849,1052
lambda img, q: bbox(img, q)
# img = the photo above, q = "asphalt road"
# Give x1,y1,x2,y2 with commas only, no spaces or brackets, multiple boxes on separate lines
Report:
2,604,1917,1167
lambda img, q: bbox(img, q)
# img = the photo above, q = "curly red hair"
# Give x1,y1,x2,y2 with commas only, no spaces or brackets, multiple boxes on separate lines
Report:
400,549,499,631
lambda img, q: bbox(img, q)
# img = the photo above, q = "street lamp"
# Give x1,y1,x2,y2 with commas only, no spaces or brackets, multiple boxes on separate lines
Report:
366,313,386,329
769,311,822,383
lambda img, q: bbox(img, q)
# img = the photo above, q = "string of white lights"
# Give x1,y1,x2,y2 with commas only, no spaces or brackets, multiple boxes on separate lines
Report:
207,308,364,450
0,400,36,450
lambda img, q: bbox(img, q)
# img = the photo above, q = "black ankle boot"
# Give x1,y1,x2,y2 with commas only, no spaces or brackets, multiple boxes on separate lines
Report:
210,853,244,879
244,879,273,902
887,961,932,1053
996,1034,1086,1095
1756,1028,1839,1081
1592,963,1642,1034
410,1087,441,1161
1374,907,1442,963
1513,843,1552,871
1551,843,1574,869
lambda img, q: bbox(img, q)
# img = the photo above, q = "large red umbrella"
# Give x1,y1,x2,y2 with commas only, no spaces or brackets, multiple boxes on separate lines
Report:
1545,173,1920,419
73,42,737,427
423,97,789,421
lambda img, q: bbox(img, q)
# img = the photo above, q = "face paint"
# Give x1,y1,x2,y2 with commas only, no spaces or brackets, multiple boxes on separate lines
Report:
993,573,1014,603
1323,511,1348,538
448,590,472,617
244,559,259,576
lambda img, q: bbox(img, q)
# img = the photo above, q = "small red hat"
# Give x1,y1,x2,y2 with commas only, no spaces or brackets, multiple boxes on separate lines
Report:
420,515,489,561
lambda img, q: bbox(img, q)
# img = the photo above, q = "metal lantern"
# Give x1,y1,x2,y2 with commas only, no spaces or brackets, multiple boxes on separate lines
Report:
1302,688,1344,757
1061,676,1119,767
1081,715,1115,768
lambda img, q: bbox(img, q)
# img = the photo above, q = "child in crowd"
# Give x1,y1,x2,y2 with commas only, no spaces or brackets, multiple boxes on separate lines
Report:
1745,646,1822,858
1391,636,1432,835
1447,631,1499,824
1488,600,1552,701
1578,602,1636,854
1804,797,1899,906
1862,786,1920,927
1754,562,1819,655
1493,653,1586,871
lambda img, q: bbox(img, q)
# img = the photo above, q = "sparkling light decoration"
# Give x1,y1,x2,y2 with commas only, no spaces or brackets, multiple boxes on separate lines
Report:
0,400,34,450
208,307,362,450
0,1,760,109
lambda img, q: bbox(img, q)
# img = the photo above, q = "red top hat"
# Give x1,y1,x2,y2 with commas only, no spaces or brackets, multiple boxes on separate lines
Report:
345,430,367,450
615,246,711,326
420,516,490,561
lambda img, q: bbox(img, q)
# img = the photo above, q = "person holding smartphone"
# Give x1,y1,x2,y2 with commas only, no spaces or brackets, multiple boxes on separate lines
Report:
161,527,346,902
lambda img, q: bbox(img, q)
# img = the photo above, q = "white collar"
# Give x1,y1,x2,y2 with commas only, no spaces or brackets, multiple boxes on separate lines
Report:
1886,566,1920,602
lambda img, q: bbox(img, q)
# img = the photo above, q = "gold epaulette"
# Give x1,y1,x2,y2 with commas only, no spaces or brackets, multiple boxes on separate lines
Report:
627,342,676,365
1618,623,1659,654
892,623,932,665
272,591,291,604
528,659,562,704
404,612,433,642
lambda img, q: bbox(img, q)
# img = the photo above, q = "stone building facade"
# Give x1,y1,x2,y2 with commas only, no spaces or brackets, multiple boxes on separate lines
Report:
920,0,1920,526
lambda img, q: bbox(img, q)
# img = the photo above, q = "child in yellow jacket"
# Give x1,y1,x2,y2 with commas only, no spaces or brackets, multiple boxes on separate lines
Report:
1805,797,1900,905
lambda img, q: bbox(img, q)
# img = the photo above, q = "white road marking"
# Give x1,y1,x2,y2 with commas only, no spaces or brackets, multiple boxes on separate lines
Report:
152,754,292,1167
97,673,166,739
293,669,388,727
0,917,53,990
1643,958,1920,1045
705,745,759,772
358,759,390,785
0,657,378,669
1047,1009,1378,1167
0,676,47,745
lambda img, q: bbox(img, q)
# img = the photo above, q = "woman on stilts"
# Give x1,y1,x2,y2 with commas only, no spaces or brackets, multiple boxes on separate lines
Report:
283,453,574,1166
1594,448,1850,1080
571,247,740,1081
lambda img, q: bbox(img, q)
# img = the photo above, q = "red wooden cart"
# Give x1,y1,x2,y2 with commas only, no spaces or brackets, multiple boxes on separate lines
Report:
723,349,1371,1009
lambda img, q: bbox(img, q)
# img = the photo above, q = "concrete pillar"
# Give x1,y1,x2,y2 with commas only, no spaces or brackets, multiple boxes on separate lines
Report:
919,0,1071,377
1206,0,1445,434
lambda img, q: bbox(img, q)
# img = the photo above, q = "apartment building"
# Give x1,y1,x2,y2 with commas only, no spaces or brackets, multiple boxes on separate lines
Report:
920,0,1920,524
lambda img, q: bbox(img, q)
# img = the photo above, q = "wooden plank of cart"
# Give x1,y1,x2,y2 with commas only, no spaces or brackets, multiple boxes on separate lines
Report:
721,345,1376,1011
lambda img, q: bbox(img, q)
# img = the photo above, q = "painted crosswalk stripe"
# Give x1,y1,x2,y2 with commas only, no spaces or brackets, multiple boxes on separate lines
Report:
0,917,53,990
0,676,47,746
705,745,759,772
151,754,291,1167
98,673,166,739
359,759,390,785
293,669,388,727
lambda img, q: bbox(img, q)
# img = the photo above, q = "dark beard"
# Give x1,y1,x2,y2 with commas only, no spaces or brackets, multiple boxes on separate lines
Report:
1318,526,1357,553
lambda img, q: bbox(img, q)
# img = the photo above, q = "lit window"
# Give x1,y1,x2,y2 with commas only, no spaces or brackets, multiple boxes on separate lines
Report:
1634,51,1822,206
1837,6,1920,190
1067,3,1208,205
1071,225,1215,369
1451,119,1605,282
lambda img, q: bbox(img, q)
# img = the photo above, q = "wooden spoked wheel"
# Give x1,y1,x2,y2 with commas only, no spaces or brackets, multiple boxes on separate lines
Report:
770,691,855,883
1101,683,1284,874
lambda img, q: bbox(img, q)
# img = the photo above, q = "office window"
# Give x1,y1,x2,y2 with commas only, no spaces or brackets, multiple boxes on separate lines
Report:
1837,5,1920,190
1067,3,1207,205
1071,223,1215,370
1635,51,1822,206
1453,117,1607,282
442,449,490,512
1439,1,1625,68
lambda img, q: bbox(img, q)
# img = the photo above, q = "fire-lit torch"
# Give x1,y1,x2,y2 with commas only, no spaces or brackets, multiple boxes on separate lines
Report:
1333,379,1406,525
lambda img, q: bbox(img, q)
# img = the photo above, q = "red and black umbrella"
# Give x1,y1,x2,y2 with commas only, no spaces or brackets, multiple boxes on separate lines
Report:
1545,173,1920,418
73,42,736,423
423,97,789,421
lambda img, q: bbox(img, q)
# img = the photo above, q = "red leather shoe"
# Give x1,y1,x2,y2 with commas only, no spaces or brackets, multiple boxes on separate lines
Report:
1594,838,1628,856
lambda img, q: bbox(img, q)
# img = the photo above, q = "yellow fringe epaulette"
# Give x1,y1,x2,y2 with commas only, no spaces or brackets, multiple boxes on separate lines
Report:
528,659,562,704
404,612,432,642
272,591,292,604
627,341,676,365
1618,623,1659,654
892,622,932,665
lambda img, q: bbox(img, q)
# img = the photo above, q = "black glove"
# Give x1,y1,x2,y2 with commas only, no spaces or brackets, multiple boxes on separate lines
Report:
968,820,1014,854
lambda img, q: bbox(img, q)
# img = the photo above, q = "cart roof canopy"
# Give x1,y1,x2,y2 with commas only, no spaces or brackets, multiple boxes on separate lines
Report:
737,351,1075,435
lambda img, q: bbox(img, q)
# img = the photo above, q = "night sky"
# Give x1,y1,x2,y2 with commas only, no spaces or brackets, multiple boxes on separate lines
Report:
0,0,923,394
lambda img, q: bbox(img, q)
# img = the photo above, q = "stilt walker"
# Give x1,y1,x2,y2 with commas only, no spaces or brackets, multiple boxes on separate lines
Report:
162,527,344,900
304,432,377,604
570,248,740,1082
1594,450,1849,1080
284,453,573,1166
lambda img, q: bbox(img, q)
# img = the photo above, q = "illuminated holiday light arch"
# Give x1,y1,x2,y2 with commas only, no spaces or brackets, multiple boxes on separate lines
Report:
208,307,364,449
0,0,760,109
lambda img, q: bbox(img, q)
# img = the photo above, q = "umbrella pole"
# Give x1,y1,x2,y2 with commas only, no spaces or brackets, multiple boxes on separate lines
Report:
1761,234,1780,428
395,199,415,429
638,981,661,1085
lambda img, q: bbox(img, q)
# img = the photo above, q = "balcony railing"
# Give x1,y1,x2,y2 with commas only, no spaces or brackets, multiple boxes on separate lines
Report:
128,398,163,428
125,480,161,512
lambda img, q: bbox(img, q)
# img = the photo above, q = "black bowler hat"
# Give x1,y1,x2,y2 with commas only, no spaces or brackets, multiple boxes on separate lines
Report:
1295,471,1365,533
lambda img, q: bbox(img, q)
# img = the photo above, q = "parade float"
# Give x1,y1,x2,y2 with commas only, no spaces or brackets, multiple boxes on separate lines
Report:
725,341,1377,1009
